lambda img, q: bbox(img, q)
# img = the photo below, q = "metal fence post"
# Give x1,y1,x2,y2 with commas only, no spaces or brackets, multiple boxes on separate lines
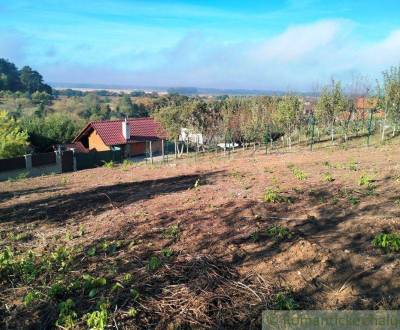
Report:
24,154,32,174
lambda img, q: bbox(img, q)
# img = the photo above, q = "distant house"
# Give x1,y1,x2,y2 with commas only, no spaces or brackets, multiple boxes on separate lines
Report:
70,118,167,157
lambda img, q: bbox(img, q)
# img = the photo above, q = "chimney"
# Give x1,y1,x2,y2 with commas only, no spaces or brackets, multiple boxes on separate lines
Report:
122,118,130,140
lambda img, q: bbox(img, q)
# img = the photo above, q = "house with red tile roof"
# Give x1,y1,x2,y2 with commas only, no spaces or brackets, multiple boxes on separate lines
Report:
70,118,167,157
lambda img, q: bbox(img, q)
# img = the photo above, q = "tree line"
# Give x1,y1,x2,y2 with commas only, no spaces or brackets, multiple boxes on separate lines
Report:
1,62,400,159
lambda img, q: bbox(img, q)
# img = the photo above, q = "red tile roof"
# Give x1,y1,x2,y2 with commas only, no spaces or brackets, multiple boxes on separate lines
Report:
65,142,89,153
73,118,167,146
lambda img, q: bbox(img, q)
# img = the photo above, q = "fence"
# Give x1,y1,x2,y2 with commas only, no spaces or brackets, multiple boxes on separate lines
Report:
0,149,121,181
76,150,122,170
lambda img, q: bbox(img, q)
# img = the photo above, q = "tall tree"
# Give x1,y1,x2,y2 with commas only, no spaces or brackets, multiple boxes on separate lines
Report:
0,59,22,92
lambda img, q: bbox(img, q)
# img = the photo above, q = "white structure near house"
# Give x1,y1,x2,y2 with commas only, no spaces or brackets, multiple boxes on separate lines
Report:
179,128,204,145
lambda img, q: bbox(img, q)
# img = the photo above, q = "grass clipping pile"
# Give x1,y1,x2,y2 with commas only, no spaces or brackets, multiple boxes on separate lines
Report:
135,254,275,329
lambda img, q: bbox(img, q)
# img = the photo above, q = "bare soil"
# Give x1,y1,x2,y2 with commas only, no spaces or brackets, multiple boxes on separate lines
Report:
1,143,400,329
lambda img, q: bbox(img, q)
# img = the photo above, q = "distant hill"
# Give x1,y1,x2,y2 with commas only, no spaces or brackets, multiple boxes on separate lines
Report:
51,82,318,97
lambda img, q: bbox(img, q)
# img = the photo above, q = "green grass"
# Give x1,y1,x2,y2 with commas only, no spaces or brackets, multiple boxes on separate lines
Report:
358,173,374,186
288,165,308,180
102,160,115,168
162,224,180,241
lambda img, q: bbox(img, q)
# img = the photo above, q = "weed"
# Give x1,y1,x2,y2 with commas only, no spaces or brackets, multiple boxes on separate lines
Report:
49,282,67,298
348,160,358,171
148,256,161,272
87,246,97,257
102,160,115,168
372,232,400,253
56,299,77,329
78,225,85,237
127,307,138,318
288,165,308,180
323,161,332,168
111,282,124,292
347,194,360,205
23,290,42,306
130,288,140,301
60,176,69,185
85,303,108,330
123,273,133,284
122,159,135,169
263,188,286,203
323,172,334,182
50,246,73,271
265,226,293,242
161,247,173,258
82,274,107,298
273,292,298,310
7,231,32,242
163,224,180,241
358,173,374,186
250,231,260,243
98,240,122,254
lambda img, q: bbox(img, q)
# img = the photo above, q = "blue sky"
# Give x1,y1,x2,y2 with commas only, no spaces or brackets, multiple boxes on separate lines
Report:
0,0,400,91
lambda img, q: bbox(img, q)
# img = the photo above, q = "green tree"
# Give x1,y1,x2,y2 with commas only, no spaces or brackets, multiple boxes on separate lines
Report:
379,66,400,139
0,59,22,92
22,114,82,152
273,95,303,149
0,110,28,158
19,66,52,94
316,80,347,143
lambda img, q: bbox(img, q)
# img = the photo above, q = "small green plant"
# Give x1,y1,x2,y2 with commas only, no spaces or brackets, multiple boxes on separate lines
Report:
78,224,85,236
85,303,108,330
50,246,73,271
102,160,115,168
56,299,77,329
250,231,260,243
323,172,334,182
60,176,69,185
127,307,138,318
148,256,161,272
288,165,307,180
265,226,293,242
372,232,400,253
263,188,286,203
7,232,32,242
348,160,358,171
123,273,133,283
161,247,173,258
122,159,135,169
163,224,180,241
273,292,298,310
49,282,67,298
111,282,124,292
358,173,374,186
23,290,42,306
347,194,360,205
82,274,107,298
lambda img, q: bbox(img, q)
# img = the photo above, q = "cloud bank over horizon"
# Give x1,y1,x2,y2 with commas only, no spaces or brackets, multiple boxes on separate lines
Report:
1,1,400,91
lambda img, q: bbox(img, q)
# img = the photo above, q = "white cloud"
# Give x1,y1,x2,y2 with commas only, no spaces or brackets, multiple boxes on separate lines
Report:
38,19,400,91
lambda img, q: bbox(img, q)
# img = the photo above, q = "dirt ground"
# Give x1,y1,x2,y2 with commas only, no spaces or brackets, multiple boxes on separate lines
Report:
1,143,400,329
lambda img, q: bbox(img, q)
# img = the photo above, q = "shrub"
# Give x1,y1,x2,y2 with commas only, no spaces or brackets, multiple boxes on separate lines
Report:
372,233,400,253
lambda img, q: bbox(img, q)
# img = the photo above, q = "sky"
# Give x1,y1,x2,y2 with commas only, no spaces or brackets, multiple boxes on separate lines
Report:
0,0,400,91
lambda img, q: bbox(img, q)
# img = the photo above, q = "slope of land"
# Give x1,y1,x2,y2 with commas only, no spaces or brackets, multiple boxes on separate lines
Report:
1,144,400,329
